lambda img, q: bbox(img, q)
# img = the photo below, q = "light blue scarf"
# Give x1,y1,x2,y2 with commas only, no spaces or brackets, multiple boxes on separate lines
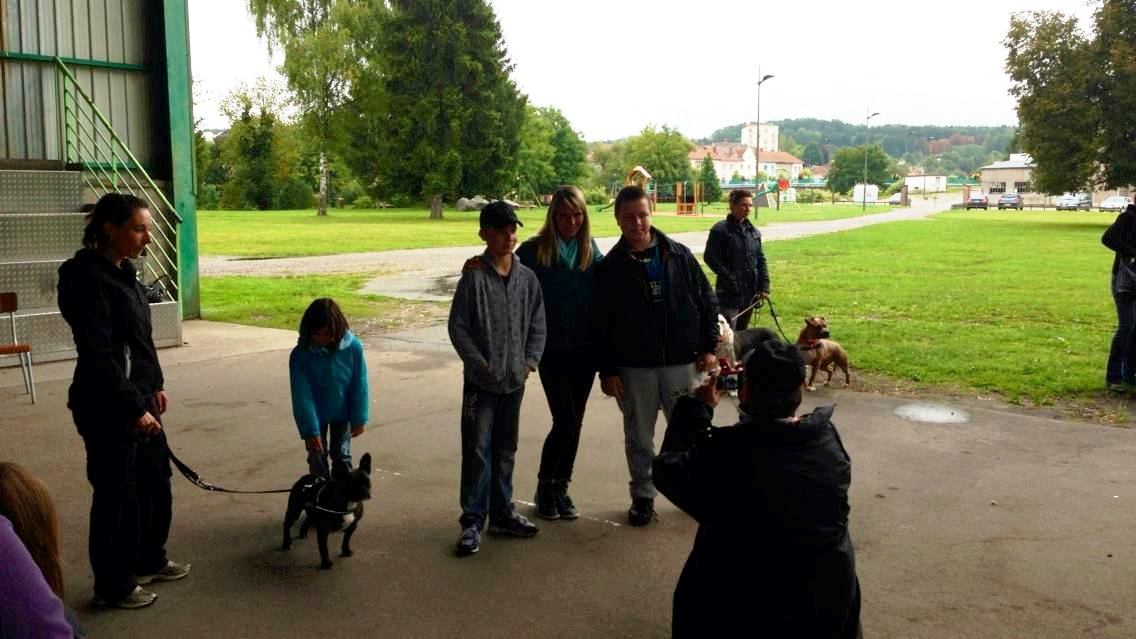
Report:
557,236,578,268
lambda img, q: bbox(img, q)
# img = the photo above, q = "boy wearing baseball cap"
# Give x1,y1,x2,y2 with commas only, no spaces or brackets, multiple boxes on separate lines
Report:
448,201,547,556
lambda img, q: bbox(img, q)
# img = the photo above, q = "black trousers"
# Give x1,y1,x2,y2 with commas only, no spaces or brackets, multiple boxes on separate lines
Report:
78,405,172,602
536,350,596,482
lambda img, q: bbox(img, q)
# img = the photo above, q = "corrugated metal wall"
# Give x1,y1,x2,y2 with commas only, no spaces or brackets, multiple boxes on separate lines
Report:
0,0,153,165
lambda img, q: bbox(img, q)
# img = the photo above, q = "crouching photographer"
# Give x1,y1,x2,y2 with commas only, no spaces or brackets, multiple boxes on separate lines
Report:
652,340,862,638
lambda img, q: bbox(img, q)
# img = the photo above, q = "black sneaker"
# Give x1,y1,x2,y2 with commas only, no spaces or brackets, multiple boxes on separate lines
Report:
555,482,580,520
534,481,560,520
456,522,481,556
628,497,656,527
488,512,539,537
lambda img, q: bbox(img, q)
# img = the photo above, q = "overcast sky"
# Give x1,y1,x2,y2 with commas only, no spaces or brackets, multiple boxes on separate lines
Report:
188,0,1097,141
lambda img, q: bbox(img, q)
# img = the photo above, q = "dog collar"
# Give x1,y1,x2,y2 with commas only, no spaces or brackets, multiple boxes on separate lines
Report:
798,340,822,350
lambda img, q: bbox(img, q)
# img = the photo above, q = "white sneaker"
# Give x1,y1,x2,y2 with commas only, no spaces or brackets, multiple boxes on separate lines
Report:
136,560,191,585
93,586,157,609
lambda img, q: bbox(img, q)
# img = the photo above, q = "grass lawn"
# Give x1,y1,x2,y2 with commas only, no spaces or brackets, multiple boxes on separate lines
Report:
728,211,1118,407
197,203,893,258
200,273,448,334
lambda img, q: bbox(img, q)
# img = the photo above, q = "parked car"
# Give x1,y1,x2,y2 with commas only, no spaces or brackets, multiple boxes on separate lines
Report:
1055,192,1092,211
1099,196,1133,212
887,192,903,205
965,193,988,210
997,193,1024,210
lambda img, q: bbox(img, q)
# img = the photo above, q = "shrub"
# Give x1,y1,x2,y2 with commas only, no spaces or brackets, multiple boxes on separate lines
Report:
584,186,609,206
197,184,220,209
274,178,315,210
351,195,374,209
796,189,826,204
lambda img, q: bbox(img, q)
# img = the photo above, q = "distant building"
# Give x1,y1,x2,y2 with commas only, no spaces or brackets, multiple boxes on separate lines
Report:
688,144,755,180
756,150,804,181
741,122,779,152
905,174,948,193
980,153,1035,197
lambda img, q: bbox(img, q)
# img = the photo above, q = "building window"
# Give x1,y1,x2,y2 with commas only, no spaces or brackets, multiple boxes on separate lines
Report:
1014,181,1032,193
989,182,1006,194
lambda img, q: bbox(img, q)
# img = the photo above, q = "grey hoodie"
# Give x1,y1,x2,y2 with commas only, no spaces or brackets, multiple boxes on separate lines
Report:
448,251,546,394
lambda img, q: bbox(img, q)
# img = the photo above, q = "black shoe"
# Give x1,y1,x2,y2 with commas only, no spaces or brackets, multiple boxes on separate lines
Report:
555,481,579,520
628,497,656,527
488,512,539,537
534,481,560,520
456,521,481,556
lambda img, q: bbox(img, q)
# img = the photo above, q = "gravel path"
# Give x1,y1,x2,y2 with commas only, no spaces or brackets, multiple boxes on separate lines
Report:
199,197,958,301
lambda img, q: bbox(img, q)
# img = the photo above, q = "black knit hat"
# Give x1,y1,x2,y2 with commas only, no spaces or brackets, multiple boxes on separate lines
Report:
744,340,806,393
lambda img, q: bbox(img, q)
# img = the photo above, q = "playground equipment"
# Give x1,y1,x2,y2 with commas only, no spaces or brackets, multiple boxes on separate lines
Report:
675,182,702,215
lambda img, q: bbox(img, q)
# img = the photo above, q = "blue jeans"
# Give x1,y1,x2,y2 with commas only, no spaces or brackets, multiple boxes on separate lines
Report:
459,384,523,527
1107,293,1136,385
307,422,352,479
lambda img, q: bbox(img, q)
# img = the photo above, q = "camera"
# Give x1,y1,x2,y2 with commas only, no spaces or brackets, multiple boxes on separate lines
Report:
716,374,739,391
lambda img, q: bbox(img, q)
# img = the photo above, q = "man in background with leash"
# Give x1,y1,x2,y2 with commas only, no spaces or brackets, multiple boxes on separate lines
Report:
704,189,770,330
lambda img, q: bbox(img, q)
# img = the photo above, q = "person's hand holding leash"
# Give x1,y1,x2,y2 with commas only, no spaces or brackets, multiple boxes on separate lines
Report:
304,436,323,452
601,375,623,400
135,411,162,435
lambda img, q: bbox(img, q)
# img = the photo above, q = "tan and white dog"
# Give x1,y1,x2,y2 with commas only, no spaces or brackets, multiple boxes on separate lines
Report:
796,316,851,391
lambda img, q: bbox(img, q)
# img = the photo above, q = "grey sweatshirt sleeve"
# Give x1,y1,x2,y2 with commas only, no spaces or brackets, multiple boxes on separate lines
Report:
525,272,546,370
448,271,489,371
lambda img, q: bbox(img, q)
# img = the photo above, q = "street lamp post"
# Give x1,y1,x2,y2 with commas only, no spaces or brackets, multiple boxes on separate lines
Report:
863,110,880,211
755,69,774,213
924,136,937,199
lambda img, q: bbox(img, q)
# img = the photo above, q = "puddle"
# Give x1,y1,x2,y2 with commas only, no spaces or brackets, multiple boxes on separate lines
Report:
894,402,970,424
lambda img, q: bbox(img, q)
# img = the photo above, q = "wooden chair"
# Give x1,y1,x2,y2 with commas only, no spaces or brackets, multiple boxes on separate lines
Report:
0,292,36,403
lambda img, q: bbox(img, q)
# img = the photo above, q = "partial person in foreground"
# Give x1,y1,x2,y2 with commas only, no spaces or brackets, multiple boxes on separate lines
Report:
516,186,604,521
0,462,83,638
653,340,862,638
57,193,189,610
1102,203,1136,392
448,201,547,556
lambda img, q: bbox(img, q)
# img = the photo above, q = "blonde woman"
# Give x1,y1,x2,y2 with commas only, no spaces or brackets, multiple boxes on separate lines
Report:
515,186,604,520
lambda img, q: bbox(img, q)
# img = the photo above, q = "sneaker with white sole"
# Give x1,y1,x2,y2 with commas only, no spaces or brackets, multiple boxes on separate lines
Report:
456,522,482,556
136,560,191,585
93,585,157,609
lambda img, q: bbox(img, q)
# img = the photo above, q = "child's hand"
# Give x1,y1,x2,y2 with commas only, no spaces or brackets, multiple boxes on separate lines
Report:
304,436,323,452
351,425,365,438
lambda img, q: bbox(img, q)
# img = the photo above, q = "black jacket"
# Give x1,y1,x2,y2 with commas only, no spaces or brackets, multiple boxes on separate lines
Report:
592,228,717,377
58,249,164,435
653,397,862,638
703,214,769,309
1102,207,1136,293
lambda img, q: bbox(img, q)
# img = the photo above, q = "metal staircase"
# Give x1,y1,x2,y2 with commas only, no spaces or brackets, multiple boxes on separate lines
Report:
0,57,184,365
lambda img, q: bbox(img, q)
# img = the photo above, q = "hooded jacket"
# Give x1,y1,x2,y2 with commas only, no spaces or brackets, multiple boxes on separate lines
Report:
653,397,862,638
289,330,370,439
448,252,546,394
57,248,164,435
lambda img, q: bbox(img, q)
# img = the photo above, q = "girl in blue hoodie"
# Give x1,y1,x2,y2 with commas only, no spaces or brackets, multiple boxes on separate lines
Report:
289,298,370,479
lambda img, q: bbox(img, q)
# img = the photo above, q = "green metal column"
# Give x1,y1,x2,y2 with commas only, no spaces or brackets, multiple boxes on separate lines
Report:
162,0,200,319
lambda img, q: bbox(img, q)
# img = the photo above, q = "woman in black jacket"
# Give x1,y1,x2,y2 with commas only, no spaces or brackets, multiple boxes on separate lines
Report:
1102,203,1136,392
57,193,189,610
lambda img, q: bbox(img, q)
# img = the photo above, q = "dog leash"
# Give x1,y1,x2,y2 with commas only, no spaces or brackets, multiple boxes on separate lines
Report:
168,449,292,494
731,296,793,343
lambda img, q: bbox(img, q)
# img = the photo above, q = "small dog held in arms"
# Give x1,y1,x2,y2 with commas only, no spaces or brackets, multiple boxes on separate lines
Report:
282,453,372,569
713,314,780,394
796,316,851,391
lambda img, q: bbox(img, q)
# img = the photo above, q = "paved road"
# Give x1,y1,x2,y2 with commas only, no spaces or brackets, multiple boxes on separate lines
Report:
199,197,957,302
2,319,1133,638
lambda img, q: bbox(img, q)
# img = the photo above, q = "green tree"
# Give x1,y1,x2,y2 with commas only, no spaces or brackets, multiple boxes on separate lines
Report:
248,0,368,215
544,107,587,187
355,0,525,218
1005,10,1098,193
801,142,827,166
515,105,556,198
826,145,892,196
1093,0,1136,189
586,141,629,192
729,171,745,184
697,154,722,203
217,82,308,210
624,125,694,188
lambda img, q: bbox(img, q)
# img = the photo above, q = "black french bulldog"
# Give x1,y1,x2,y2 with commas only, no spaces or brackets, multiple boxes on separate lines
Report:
281,452,372,569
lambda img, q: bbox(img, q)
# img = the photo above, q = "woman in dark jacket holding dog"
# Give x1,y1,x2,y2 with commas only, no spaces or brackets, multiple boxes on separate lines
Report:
1102,203,1136,392
57,193,189,610
516,186,604,520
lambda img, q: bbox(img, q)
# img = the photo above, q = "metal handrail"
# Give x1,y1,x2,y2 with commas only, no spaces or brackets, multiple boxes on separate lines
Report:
53,56,182,299
54,57,183,223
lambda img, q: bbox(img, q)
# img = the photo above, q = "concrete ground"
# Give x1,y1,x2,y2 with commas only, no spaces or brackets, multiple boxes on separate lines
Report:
2,319,1134,638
